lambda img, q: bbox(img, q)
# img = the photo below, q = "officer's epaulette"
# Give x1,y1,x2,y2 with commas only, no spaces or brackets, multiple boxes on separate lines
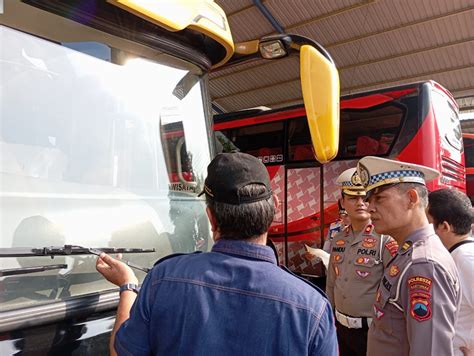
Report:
153,251,202,267
363,224,374,235
279,265,329,300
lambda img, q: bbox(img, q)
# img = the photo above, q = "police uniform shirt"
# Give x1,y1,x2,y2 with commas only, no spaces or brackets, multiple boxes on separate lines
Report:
326,223,398,317
367,225,461,356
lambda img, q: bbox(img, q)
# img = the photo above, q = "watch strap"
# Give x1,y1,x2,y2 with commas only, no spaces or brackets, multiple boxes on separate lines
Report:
119,283,140,295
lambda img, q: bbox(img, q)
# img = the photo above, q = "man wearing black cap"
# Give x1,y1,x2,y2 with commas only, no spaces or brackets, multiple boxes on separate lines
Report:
96,152,338,356
357,156,460,356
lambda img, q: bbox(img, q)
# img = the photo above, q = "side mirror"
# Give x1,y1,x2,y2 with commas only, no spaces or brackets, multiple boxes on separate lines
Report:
300,44,340,163
225,34,340,164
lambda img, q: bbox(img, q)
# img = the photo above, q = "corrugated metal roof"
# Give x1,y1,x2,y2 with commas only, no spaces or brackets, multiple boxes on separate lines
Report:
212,0,474,113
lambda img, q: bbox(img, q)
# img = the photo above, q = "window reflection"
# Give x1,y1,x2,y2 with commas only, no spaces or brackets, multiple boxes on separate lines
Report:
1,24,212,310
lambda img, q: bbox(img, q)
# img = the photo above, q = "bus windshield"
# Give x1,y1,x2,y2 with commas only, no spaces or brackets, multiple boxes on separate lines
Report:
1,10,212,311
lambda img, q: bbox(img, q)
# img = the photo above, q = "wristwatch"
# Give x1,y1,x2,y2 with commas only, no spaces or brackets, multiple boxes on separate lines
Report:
119,283,140,295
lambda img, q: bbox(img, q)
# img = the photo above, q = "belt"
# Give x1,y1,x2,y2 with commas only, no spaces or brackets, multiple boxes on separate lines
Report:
335,310,372,329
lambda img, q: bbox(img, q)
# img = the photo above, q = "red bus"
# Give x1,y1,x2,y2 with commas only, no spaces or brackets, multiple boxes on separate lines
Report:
214,80,464,278
463,133,474,202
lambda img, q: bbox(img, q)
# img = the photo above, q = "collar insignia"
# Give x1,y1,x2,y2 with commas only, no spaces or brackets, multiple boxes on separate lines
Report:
401,240,413,253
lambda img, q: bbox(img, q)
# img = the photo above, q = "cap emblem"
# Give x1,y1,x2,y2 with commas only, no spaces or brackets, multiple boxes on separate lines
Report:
351,171,362,185
358,163,370,187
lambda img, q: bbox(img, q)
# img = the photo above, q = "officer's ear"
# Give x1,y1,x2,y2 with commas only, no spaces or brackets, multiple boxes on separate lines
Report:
407,188,420,208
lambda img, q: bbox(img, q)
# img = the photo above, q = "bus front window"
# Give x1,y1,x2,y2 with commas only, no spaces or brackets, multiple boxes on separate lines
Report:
0,17,212,310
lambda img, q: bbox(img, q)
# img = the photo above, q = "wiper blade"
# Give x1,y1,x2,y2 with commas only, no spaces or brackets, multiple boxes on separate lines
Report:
0,245,155,258
0,264,68,277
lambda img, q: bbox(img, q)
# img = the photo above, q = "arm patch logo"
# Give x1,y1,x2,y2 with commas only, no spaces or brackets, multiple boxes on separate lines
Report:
408,276,433,322
410,292,432,322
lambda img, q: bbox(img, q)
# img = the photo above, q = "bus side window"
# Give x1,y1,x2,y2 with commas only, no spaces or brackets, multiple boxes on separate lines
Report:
377,134,393,155
355,136,379,156
224,123,284,163
288,118,314,162
293,145,314,161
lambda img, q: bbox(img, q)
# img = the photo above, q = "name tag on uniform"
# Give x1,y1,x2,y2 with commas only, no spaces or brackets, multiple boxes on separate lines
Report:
382,276,392,291
357,248,376,256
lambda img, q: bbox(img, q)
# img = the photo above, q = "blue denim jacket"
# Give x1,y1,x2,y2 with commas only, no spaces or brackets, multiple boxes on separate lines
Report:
115,239,337,355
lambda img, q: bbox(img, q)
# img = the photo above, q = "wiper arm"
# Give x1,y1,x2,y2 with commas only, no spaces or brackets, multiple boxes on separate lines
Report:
89,249,151,273
126,260,151,273
0,264,68,277
0,245,155,258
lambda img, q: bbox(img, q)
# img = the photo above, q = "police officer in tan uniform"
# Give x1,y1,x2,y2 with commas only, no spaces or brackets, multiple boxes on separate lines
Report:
357,156,461,356
326,168,398,356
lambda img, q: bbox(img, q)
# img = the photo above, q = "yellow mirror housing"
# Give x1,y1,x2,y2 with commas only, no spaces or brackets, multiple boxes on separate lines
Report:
108,0,234,68
300,44,340,163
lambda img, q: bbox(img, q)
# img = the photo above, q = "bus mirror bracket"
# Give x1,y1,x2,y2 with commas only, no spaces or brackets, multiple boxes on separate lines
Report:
226,34,341,164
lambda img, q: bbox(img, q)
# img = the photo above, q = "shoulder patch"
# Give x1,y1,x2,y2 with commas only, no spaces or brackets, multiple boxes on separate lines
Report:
408,276,433,321
410,291,432,322
408,276,432,292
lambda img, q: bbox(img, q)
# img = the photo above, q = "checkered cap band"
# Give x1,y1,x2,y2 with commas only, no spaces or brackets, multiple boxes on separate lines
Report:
369,170,424,186
341,181,358,187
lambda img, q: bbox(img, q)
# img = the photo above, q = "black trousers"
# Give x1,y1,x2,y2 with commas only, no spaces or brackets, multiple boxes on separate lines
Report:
335,320,369,356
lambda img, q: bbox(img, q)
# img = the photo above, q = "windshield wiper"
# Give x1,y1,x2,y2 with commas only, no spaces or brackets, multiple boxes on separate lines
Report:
124,260,151,273
0,264,68,277
0,245,155,258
